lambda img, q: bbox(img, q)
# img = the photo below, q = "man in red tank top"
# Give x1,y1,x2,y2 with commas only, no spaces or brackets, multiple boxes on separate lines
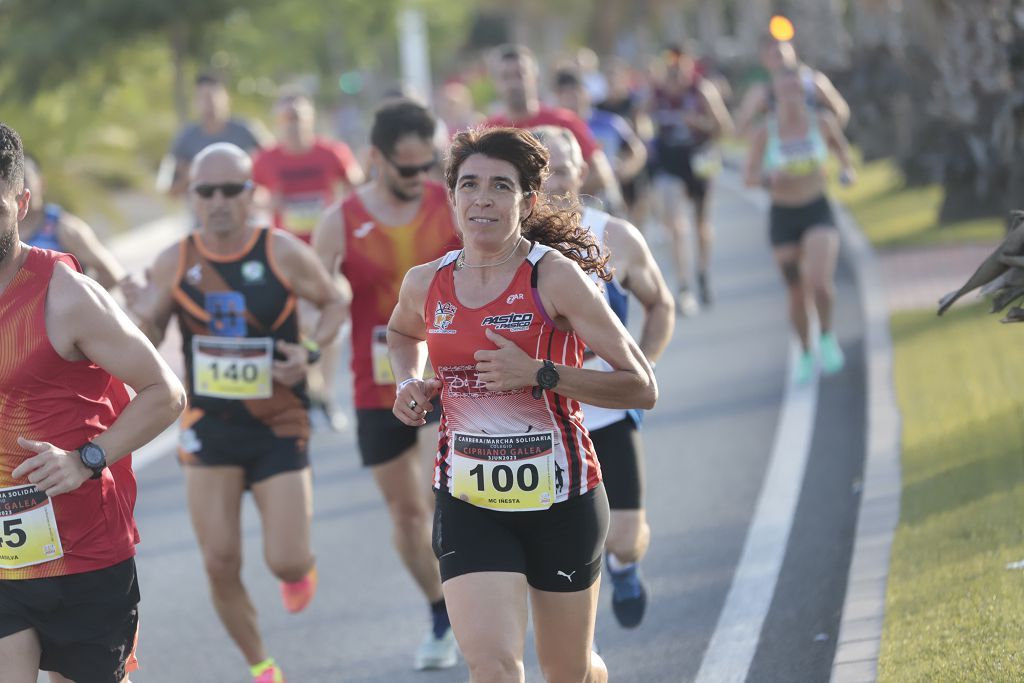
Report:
0,123,186,683
312,100,461,670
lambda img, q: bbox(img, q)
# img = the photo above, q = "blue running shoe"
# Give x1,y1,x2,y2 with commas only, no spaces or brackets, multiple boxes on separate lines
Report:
607,554,648,629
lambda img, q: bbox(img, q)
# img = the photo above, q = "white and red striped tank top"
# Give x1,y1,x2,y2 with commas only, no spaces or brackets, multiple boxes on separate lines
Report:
425,243,601,506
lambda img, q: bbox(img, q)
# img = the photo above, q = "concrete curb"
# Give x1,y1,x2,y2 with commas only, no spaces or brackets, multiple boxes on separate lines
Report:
830,204,903,683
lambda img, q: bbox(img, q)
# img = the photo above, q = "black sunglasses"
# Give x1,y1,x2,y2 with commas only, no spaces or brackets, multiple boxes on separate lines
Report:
193,180,253,199
385,156,437,178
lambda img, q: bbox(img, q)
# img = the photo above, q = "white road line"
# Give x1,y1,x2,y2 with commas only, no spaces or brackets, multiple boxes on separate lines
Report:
694,339,820,683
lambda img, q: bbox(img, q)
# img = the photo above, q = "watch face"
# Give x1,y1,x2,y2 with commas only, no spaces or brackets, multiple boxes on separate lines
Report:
81,444,105,468
538,366,559,389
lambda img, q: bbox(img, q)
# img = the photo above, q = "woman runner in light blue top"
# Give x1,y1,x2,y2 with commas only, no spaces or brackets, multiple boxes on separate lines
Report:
743,63,856,384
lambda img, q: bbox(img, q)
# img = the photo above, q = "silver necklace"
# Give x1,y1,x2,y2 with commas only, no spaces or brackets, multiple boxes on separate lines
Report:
457,238,524,269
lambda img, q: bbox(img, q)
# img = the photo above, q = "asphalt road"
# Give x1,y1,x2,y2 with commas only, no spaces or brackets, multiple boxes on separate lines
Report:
109,175,868,683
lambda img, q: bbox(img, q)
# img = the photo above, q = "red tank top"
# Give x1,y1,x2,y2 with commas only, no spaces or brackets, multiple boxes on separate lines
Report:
341,181,460,409
425,244,601,505
0,248,138,579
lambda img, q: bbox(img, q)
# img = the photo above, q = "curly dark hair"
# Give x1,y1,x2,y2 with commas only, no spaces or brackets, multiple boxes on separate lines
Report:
0,123,25,192
445,126,611,281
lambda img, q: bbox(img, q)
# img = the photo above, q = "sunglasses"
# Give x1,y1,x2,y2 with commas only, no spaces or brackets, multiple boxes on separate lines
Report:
385,156,437,178
192,180,253,199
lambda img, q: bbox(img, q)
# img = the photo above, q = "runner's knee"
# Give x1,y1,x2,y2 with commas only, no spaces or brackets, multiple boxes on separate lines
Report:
265,550,312,583
388,497,431,537
780,260,801,287
540,656,591,683
465,650,523,683
202,547,242,585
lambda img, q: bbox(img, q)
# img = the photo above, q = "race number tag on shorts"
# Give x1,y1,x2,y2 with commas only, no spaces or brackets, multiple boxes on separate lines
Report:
451,432,555,511
0,485,63,570
282,195,325,237
192,335,273,399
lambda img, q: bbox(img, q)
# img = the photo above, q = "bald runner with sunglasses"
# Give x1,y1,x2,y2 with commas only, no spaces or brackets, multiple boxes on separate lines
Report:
123,142,346,683
312,100,461,670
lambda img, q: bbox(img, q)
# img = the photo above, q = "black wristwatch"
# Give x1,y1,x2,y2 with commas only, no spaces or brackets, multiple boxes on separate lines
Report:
78,442,107,480
532,359,559,399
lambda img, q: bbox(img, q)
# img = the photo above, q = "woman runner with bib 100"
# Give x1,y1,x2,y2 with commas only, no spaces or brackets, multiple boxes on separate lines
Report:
388,126,657,683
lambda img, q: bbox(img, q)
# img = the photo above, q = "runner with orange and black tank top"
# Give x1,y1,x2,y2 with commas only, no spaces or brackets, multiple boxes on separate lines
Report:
122,142,346,683
389,127,657,683
647,44,733,315
19,156,125,291
312,99,461,671
0,122,185,683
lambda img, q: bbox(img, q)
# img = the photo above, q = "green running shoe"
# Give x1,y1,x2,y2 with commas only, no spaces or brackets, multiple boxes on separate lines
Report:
820,332,846,376
794,350,815,385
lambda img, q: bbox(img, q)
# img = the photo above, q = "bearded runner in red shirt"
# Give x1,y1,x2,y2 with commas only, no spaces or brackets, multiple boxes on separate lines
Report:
389,127,657,683
485,44,625,215
0,123,186,683
313,99,461,670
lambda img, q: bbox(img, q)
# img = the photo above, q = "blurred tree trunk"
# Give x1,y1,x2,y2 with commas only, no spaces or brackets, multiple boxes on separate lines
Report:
170,22,190,126
845,0,910,162
900,0,1019,222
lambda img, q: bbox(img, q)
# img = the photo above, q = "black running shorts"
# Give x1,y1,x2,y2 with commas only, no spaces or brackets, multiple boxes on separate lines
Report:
589,417,645,510
0,558,140,683
769,195,837,246
432,485,610,593
356,408,440,467
178,414,309,486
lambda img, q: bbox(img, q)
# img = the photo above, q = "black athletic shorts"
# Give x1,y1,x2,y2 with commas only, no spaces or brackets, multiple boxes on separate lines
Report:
356,408,441,467
178,414,309,486
0,558,140,683
769,195,837,247
653,141,709,202
589,417,644,510
433,485,610,593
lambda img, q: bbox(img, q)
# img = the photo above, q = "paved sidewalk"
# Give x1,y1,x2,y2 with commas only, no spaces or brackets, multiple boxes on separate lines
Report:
878,243,997,313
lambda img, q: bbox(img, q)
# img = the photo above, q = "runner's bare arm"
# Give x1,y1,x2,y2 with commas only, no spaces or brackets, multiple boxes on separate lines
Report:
121,242,180,347
736,83,769,137
696,80,735,139
474,252,656,410
744,127,768,187
388,261,442,426
813,71,850,128
270,231,348,349
13,263,187,496
605,218,675,362
57,213,126,290
312,200,347,273
583,149,625,214
616,121,649,182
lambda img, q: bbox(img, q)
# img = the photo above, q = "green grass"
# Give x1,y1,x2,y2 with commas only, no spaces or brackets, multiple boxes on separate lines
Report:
877,303,1024,682
830,156,1004,250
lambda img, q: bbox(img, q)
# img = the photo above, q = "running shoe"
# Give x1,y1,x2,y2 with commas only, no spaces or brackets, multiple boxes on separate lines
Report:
677,289,700,318
413,626,458,670
607,554,648,629
280,566,317,614
251,659,286,683
321,403,349,432
819,332,846,376
794,351,815,386
697,271,713,307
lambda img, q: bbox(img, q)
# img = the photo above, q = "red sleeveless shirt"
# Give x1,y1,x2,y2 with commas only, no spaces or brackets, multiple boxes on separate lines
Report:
0,248,138,579
425,244,601,504
341,181,460,409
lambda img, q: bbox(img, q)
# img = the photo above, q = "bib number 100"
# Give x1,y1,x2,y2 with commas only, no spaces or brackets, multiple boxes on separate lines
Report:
468,463,539,493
